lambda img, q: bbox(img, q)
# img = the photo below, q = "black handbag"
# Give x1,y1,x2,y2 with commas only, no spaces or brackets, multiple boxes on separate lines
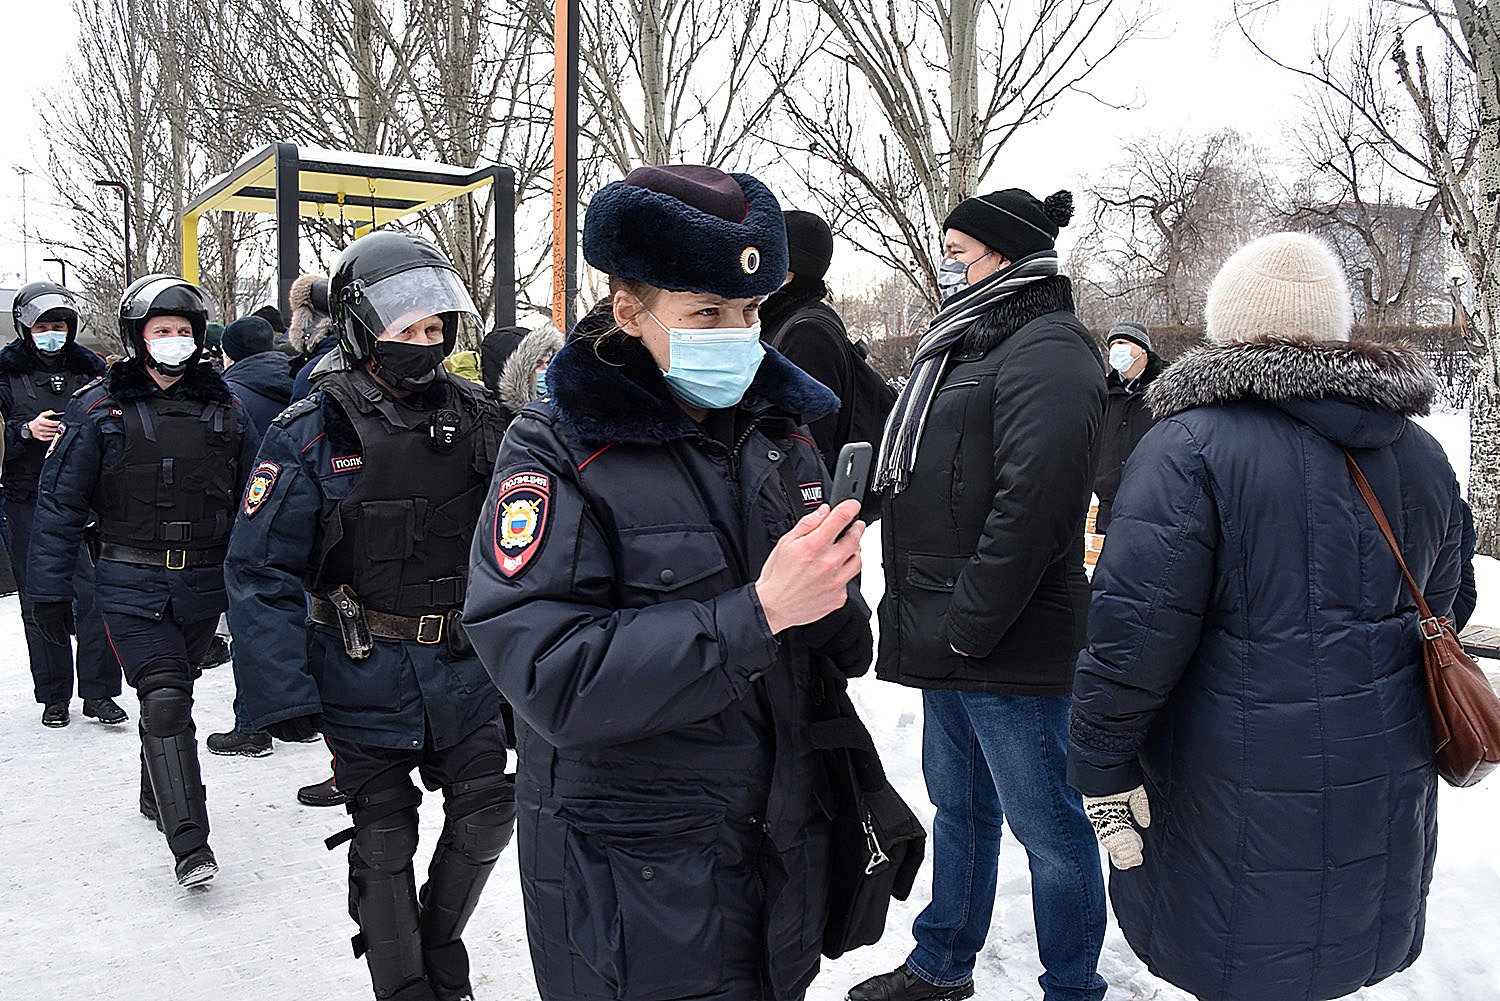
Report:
812,669,927,959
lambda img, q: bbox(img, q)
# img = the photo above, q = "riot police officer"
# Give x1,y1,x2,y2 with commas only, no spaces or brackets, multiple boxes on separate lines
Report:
226,232,515,1001
29,275,260,887
0,282,123,727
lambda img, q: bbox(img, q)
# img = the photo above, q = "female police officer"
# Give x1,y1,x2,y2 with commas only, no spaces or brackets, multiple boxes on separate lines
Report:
29,275,260,887
463,164,873,1001
225,231,514,1001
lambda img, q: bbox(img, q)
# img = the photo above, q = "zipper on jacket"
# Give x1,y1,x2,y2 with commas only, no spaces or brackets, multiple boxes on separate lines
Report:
937,379,981,393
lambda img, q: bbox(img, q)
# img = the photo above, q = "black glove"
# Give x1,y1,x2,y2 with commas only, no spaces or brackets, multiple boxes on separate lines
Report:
267,715,321,743
810,610,874,679
30,602,75,647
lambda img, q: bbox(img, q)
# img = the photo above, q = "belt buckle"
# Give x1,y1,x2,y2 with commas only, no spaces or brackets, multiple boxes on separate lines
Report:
417,614,445,645
166,549,188,571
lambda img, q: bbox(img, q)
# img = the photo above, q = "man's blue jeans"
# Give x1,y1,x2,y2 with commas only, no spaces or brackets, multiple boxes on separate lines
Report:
907,690,1107,1001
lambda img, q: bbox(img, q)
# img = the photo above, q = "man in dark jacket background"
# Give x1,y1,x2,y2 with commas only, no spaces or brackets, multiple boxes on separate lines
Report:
221,315,293,435
1093,321,1163,534
852,188,1108,1001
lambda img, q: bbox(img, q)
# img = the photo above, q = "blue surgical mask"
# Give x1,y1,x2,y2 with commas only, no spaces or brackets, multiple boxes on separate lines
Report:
650,313,765,410
534,370,547,397
1108,344,1137,374
32,331,68,354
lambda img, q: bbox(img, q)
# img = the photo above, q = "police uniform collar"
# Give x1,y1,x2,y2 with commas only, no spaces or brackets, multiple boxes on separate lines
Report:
105,359,235,405
546,302,839,445
0,339,102,377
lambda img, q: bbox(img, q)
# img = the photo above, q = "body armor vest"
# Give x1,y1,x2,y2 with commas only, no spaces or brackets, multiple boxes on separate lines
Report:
92,393,244,551
5,365,95,486
308,370,500,617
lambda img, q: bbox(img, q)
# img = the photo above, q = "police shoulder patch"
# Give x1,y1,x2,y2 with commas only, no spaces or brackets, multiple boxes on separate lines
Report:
492,470,552,580
273,396,319,428
71,375,105,399
44,424,67,460
243,460,281,517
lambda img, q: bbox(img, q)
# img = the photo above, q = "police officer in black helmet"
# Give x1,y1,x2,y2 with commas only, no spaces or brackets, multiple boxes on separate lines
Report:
225,231,515,1001
28,275,261,888
0,281,123,728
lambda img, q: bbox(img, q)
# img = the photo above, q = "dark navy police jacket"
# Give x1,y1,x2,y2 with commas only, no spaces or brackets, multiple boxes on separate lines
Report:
463,306,871,1001
0,339,108,499
30,361,260,624
1070,338,1464,1001
225,365,502,751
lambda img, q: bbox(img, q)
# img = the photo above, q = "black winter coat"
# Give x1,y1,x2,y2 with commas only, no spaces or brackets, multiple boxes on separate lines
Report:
762,289,850,467
223,350,293,436
1069,338,1463,1001
0,340,108,498
1093,351,1163,534
877,277,1106,695
463,307,871,1001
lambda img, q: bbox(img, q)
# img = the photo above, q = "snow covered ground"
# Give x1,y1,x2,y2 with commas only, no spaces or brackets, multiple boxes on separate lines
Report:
2,410,1497,1000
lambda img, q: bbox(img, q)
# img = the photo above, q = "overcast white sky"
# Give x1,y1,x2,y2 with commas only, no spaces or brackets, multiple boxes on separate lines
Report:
0,0,1371,292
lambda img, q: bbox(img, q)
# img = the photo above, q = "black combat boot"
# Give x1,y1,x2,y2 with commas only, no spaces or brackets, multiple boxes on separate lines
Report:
42,702,70,727
83,697,128,725
847,967,976,1001
207,729,272,757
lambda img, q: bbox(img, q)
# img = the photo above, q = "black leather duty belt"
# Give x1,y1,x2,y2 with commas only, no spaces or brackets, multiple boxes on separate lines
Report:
308,595,459,646
97,542,227,570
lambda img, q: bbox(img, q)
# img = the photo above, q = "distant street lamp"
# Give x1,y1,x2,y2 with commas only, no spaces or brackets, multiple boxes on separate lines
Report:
94,178,133,285
15,165,32,282
43,256,69,287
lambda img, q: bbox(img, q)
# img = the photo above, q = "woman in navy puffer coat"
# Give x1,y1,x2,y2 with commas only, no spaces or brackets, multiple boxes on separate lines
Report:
1069,234,1465,1001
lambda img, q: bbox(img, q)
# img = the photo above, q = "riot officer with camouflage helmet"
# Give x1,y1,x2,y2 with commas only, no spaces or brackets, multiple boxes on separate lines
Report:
28,274,261,887
225,230,515,1001
0,281,123,728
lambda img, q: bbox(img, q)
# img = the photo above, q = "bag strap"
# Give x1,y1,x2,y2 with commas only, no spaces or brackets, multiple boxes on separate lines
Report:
1344,451,1444,640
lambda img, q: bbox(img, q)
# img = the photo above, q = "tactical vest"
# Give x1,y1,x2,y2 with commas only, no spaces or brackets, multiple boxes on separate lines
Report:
4,365,95,486
92,394,244,552
308,370,501,617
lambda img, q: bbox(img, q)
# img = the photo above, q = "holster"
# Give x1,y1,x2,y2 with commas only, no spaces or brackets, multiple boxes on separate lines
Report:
446,612,474,658
330,585,375,661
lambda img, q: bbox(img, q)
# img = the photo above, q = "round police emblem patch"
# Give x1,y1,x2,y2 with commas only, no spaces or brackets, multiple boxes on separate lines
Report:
492,471,552,579
740,246,761,275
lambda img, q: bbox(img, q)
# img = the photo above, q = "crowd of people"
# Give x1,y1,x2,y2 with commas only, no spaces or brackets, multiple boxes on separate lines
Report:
0,161,1483,1001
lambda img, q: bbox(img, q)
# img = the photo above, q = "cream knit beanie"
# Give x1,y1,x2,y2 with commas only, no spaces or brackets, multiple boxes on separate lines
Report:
1205,233,1353,344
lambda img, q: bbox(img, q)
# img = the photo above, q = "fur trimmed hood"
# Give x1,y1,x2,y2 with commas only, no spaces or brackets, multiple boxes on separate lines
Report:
1148,336,1437,422
546,300,838,445
0,338,107,377
287,273,333,355
960,275,1076,354
106,359,235,405
499,325,564,415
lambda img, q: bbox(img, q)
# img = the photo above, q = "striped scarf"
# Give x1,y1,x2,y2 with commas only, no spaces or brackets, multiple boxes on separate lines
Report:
875,251,1060,493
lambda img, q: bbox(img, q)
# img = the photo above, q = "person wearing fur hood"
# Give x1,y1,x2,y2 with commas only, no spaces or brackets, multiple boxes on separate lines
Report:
495,323,563,421
287,272,337,402
1069,233,1465,1001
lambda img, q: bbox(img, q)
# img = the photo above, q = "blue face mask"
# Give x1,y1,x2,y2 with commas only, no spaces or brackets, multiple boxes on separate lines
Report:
534,370,547,397
650,312,765,410
32,330,68,354
1108,343,1137,374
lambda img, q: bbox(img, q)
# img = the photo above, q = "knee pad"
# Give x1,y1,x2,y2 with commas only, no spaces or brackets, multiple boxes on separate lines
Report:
442,753,515,862
346,768,423,874
137,659,194,738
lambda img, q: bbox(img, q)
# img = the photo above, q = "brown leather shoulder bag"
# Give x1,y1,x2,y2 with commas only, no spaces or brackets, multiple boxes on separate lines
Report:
1346,452,1500,787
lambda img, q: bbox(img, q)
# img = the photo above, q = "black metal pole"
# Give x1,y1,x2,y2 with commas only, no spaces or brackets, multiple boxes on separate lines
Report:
43,256,68,287
494,166,517,330
94,179,133,285
273,143,301,319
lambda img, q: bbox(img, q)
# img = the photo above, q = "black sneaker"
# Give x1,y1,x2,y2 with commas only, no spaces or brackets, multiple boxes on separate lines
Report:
297,776,347,807
82,697,128,725
174,846,217,887
41,702,70,727
207,729,272,757
847,967,975,1001
194,636,231,670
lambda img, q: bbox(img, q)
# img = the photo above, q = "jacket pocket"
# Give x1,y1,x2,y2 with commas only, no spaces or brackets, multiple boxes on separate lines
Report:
905,553,969,592
559,800,727,1000
616,528,731,596
307,627,402,710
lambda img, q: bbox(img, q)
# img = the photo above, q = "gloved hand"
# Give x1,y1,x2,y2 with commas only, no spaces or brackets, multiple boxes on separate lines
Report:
267,715,321,743
30,601,75,646
1083,785,1152,870
810,610,873,678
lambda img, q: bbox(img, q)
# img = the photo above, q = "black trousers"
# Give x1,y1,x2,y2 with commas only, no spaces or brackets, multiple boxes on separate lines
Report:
329,718,508,799
7,493,120,704
102,611,217,688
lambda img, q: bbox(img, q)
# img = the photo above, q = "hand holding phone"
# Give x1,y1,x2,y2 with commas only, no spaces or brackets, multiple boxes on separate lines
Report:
829,442,873,510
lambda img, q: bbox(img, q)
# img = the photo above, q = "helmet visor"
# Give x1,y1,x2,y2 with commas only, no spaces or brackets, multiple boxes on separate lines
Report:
122,275,204,320
353,266,480,341
17,291,79,329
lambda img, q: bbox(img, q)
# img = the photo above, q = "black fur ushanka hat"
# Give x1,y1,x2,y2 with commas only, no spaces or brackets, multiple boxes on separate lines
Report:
582,164,790,299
